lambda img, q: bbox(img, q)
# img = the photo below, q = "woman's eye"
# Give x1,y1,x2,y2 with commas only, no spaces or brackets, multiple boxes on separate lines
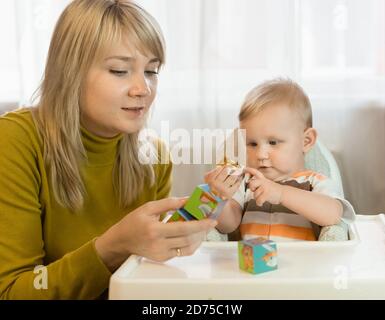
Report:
109,70,128,76
269,140,278,145
247,142,257,147
145,70,159,76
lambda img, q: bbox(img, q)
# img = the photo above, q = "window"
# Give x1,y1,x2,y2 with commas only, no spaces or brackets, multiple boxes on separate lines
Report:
0,0,20,104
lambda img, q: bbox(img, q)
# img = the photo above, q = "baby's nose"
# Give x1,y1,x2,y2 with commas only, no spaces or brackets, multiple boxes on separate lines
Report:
256,145,269,159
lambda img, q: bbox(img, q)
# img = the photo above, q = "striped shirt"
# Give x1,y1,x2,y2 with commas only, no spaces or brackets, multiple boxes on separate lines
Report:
233,170,355,242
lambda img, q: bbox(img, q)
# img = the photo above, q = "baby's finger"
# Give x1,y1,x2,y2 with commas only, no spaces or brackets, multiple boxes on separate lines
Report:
254,186,263,199
244,167,264,179
254,189,266,206
248,179,262,191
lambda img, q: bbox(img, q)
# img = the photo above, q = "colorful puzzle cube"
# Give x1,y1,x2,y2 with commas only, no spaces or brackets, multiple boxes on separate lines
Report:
170,184,226,222
238,237,278,274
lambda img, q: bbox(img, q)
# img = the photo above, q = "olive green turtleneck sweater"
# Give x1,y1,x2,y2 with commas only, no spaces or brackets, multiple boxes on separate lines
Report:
0,108,172,299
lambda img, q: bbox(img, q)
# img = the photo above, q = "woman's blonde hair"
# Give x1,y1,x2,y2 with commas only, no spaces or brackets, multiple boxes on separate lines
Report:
32,0,165,211
239,78,312,128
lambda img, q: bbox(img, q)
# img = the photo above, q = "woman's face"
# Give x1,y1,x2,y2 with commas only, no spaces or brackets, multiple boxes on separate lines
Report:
80,38,160,138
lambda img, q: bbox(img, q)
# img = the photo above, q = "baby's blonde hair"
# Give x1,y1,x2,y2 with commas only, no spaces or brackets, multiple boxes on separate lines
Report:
239,78,312,128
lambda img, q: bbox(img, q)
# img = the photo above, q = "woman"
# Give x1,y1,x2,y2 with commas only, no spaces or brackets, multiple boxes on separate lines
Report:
0,0,216,299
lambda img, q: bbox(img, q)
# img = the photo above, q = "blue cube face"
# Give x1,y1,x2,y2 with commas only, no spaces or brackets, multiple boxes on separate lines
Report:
253,243,278,272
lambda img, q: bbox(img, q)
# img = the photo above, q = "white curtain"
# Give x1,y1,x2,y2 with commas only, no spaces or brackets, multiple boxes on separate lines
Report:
14,0,70,104
144,0,385,215
1,0,385,214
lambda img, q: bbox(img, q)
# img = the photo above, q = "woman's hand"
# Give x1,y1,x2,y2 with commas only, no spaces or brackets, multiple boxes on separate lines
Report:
244,167,284,207
95,197,217,272
204,165,243,200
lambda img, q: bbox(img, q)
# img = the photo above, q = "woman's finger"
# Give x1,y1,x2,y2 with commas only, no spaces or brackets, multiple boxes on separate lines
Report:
161,218,217,237
215,165,233,182
204,166,222,183
171,234,205,258
223,174,239,187
178,237,203,257
140,197,188,218
165,230,206,251
228,178,242,194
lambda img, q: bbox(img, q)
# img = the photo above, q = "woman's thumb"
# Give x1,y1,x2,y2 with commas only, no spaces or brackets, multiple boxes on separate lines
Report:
144,197,188,217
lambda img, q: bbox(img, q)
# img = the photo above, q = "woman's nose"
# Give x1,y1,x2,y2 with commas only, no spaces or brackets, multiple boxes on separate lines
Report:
128,73,151,97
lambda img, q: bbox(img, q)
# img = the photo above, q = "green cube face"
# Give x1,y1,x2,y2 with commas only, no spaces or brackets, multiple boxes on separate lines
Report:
183,184,222,220
167,184,226,222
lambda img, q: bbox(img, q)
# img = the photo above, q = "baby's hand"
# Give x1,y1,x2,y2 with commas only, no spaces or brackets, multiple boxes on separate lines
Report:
204,165,243,200
244,167,284,206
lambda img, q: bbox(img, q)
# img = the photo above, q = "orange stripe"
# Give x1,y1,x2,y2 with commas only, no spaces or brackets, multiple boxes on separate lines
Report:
290,170,314,178
290,170,326,181
241,223,316,241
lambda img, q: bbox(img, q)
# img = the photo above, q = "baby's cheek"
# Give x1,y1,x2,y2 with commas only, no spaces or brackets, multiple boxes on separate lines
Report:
246,154,257,167
277,159,296,174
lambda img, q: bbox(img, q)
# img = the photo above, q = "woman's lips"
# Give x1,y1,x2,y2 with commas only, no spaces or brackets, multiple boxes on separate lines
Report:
122,107,145,111
121,107,145,117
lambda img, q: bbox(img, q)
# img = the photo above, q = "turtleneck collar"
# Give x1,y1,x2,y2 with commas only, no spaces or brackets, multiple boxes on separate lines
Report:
80,126,123,167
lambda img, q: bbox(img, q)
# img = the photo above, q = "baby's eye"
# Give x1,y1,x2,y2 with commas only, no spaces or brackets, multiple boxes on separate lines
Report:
247,142,257,147
269,140,278,145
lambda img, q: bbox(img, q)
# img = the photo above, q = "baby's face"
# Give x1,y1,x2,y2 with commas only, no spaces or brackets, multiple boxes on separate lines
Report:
240,103,309,181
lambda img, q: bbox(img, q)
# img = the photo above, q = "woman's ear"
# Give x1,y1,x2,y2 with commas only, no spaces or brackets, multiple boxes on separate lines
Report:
303,128,317,153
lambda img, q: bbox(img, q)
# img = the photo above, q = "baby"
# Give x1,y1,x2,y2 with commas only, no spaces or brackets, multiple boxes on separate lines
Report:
205,78,355,241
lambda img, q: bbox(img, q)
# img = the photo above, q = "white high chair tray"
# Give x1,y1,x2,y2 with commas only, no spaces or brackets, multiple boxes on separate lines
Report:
109,214,385,299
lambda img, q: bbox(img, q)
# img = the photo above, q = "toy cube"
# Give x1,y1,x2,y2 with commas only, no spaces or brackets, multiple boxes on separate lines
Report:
169,184,226,222
238,237,278,274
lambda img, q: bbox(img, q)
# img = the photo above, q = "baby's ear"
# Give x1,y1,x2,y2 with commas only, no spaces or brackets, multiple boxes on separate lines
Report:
303,128,317,153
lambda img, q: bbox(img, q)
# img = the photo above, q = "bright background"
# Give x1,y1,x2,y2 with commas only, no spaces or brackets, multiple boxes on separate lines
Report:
1,0,385,214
